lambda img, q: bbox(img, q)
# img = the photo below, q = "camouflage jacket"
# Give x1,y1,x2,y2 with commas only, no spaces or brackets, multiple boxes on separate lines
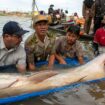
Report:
25,32,56,64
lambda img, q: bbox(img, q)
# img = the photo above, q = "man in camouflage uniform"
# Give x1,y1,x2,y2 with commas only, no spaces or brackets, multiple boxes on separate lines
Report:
93,0,105,33
25,15,56,71
82,0,94,35
55,25,85,65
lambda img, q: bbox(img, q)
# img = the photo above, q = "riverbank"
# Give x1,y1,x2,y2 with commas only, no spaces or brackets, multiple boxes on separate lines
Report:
0,11,31,17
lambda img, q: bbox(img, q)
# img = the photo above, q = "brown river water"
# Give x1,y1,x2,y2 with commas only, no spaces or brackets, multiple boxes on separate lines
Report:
0,16,105,105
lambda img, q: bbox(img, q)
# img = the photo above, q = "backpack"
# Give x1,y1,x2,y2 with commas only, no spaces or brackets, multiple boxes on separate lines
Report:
84,0,94,8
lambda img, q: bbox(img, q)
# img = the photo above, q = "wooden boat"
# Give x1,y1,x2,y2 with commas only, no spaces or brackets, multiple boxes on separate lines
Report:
0,57,87,104
0,57,105,104
0,77,105,104
49,23,94,41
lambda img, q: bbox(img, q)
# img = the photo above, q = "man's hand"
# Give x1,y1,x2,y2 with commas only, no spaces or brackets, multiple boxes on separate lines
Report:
28,63,36,71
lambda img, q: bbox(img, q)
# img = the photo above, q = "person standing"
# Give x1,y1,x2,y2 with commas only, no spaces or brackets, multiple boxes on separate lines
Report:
25,15,56,71
48,4,54,15
93,16,105,55
93,0,105,33
55,25,85,65
82,0,94,35
0,21,29,73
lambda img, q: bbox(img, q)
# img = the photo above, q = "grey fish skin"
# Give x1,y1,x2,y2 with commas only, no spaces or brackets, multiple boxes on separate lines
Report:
0,54,105,98
0,71,58,89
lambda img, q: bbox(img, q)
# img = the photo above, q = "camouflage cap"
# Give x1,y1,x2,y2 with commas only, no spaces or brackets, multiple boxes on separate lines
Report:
33,15,48,25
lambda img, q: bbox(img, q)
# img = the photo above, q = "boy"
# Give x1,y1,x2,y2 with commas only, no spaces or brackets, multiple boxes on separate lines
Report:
55,25,85,65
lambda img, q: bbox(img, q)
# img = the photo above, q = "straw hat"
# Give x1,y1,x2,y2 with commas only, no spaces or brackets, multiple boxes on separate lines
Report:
33,15,48,25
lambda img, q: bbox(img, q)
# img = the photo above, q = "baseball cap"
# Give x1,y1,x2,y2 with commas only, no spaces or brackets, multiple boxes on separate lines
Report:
33,15,48,25
3,21,29,36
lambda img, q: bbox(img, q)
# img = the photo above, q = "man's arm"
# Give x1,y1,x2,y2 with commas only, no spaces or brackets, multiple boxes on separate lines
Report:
48,35,56,68
17,65,26,74
77,56,85,65
55,54,66,64
26,52,36,71
76,41,85,65
25,43,36,71
48,54,55,68
55,37,66,64
28,63,36,71
17,48,26,73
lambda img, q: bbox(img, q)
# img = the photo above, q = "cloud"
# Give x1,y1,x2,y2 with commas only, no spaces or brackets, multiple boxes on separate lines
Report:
0,0,32,11
0,0,84,16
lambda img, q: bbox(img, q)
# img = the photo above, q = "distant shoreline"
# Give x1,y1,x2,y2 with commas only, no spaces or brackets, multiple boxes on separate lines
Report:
0,11,31,17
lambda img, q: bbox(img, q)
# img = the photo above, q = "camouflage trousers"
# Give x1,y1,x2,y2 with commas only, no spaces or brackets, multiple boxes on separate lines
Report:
84,17,92,34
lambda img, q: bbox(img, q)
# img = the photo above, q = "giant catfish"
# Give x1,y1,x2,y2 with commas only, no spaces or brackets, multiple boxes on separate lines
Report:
0,54,105,98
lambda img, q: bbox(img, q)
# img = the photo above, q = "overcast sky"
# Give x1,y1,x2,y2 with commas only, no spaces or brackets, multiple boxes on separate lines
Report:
0,0,84,16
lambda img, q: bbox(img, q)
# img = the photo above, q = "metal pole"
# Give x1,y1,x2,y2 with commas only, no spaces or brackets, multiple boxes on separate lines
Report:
35,0,39,12
31,0,39,26
32,0,35,18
